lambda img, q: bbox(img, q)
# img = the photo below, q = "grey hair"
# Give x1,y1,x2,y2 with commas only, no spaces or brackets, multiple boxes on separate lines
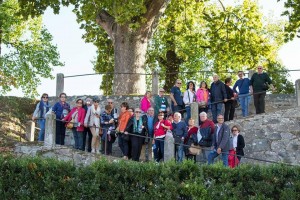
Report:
199,112,207,117
174,112,182,119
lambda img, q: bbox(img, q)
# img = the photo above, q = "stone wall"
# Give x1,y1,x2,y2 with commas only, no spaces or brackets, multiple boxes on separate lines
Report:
227,107,300,165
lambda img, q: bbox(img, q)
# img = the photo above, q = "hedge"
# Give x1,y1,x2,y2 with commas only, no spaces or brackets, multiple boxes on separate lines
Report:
0,156,299,199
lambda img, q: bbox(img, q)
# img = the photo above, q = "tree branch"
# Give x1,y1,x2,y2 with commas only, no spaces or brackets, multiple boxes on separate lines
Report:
96,10,116,39
140,0,171,39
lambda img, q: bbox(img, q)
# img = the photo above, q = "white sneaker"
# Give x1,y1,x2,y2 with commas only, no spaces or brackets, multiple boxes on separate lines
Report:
91,149,96,153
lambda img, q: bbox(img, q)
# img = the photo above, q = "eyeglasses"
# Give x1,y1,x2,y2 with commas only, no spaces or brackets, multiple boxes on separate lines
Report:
108,102,113,104
177,82,182,84
258,67,262,69
42,96,48,99
238,74,243,76
232,129,238,131
77,102,83,104
135,111,141,113
217,118,224,120
158,115,164,117
60,96,66,98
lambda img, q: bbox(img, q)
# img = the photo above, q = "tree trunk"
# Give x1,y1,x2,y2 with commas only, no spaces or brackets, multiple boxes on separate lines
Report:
162,50,182,91
113,26,148,95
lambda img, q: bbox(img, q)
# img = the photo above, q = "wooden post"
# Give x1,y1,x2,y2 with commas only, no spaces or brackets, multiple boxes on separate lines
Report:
248,70,255,115
191,102,199,126
56,73,64,97
296,79,300,107
152,70,159,96
44,112,56,148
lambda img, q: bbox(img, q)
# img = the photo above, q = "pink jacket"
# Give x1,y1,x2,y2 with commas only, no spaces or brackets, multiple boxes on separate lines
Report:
63,107,86,132
140,96,151,113
196,88,209,103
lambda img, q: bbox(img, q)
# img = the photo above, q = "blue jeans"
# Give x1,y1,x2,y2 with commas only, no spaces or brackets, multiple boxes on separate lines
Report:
211,103,223,123
176,142,184,162
38,119,46,141
154,138,165,162
208,149,229,166
185,106,191,123
72,128,83,150
239,94,249,117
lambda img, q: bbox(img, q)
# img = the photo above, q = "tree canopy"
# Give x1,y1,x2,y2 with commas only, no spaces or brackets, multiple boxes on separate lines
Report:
0,0,63,96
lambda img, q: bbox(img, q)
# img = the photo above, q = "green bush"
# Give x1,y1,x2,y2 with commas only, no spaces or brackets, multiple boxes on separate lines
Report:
0,156,299,199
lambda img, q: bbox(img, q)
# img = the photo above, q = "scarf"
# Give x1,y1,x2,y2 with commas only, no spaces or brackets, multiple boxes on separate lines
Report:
133,117,143,134
91,104,101,128
39,100,50,118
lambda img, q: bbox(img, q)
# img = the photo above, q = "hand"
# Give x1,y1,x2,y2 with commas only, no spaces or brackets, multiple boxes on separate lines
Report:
84,123,88,128
217,148,221,154
159,109,162,112
77,122,81,127
166,108,170,112
124,131,129,135
32,117,36,121
181,137,184,141
152,139,155,144
174,102,178,106
234,148,236,151
224,99,228,102
109,119,114,123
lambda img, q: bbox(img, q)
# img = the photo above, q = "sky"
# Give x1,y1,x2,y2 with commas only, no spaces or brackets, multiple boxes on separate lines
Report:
5,0,300,98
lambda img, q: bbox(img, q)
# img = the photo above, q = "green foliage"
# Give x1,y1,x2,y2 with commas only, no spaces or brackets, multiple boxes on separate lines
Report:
279,0,300,41
0,0,63,97
1,156,300,199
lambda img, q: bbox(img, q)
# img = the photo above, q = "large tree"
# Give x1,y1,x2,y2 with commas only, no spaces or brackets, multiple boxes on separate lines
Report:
0,0,63,96
18,0,170,95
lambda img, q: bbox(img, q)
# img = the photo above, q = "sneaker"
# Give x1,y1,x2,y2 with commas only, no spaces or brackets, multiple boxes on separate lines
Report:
91,149,96,153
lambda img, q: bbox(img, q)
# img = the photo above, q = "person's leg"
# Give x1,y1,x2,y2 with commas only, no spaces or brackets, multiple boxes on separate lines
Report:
177,142,184,162
207,150,219,165
185,106,191,122
239,95,246,117
82,128,87,151
217,103,223,116
38,119,46,141
77,131,84,151
87,128,92,152
158,138,165,161
253,93,260,114
153,139,159,162
130,135,139,161
221,151,229,166
123,137,129,158
224,102,230,121
90,127,97,153
55,121,61,145
244,94,249,117
72,128,79,149
259,92,266,113
107,141,113,155
211,104,217,123
229,102,235,121
118,134,124,155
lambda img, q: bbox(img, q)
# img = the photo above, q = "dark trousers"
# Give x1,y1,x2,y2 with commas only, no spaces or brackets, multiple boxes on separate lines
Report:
55,121,66,145
253,92,266,114
82,127,92,152
172,104,184,115
101,139,113,155
154,137,165,162
130,135,144,161
224,101,235,121
118,135,129,157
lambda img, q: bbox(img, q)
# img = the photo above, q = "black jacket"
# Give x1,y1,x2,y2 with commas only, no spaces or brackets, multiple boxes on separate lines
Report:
236,134,245,156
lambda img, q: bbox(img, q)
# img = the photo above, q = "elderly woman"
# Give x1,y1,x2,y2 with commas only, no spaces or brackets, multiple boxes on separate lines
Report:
228,125,245,168
172,112,188,162
52,93,70,145
84,97,101,153
32,93,51,141
63,98,86,151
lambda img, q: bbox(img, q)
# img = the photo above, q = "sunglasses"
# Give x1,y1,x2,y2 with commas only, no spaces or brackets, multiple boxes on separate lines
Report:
135,111,141,113
258,68,262,69
177,82,182,84
42,96,48,99
108,102,113,104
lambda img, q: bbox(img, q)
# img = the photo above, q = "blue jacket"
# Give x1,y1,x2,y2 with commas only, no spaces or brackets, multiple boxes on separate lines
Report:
52,101,70,120
233,78,250,94
172,121,187,138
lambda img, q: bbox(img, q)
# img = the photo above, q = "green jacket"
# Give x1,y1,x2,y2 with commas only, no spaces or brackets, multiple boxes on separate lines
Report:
250,72,272,92
154,95,169,116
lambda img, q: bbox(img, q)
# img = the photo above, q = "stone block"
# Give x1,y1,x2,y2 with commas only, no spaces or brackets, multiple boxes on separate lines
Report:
250,139,270,152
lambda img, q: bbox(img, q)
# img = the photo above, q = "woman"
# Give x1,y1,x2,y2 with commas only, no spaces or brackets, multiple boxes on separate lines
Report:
184,118,199,162
140,91,152,114
183,81,196,123
63,98,86,151
228,125,245,168
196,81,210,113
100,104,116,155
224,77,236,121
52,93,70,145
84,97,101,153
125,108,146,161
32,93,51,141
153,112,172,162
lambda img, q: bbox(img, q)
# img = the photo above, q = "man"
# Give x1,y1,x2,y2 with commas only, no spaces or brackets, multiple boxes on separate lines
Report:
107,99,119,123
250,66,275,114
198,112,215,163
154,88,170,117
82,97,92,152
208,114,230,166
170,79,184,113
210,74,227,123
172,112,187,162
233,71,251,117
140,107,157,161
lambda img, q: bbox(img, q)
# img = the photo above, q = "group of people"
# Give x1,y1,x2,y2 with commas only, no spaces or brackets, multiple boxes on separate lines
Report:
32,66,274,165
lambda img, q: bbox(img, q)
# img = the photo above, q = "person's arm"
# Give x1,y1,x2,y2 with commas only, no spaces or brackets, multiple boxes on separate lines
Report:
233,81,238,93
183,91,189,105
209,121,215,134
218,125,230,151
78,109,86,127
249,74,254,93
265,73,275,91
222,83,228,101
237,135,245,150
170,87,177,105
32,103,40,120
63,108,73,122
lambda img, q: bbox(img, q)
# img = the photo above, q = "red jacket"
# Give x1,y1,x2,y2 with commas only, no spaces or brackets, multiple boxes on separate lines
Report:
185,126,198,144
199,119,215,134
63,107,86,132
154,120,172,138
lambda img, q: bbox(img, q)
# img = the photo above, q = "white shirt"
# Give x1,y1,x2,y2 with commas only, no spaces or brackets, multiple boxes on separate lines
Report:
233,134,238,148
183,90,195,105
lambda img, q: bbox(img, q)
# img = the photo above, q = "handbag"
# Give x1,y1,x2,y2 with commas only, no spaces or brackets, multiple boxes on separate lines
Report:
66,112,78,129
198,101,207,108
188,144,201,155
